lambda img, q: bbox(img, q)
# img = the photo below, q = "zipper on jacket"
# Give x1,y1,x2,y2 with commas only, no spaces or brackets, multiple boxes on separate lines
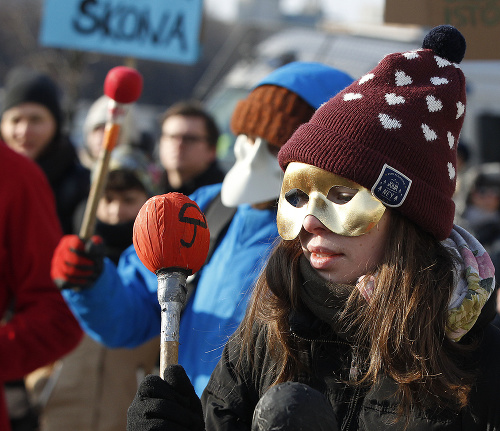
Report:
292,331,363,430
291,331,351,346
340,384,361,431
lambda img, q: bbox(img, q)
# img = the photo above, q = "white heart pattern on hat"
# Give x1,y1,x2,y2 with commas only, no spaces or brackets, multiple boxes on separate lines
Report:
359,73,375,84
430,76,449,85
426,95,443,112
395,70,413,86
379,113,402,129
422,123,437,141
435,56,452,68
447,132,455,149
448,162,456,180
336,37,465,192
385,93,405,105
403,51,420,60
344,93,363,101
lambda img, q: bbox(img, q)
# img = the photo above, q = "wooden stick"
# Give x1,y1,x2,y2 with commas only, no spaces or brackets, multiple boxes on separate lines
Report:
157,270,188,376
79,108,123,240
79,66,143,240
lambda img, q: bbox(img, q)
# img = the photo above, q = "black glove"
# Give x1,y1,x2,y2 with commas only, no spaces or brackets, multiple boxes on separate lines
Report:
127,366,205,431
51,235,104,290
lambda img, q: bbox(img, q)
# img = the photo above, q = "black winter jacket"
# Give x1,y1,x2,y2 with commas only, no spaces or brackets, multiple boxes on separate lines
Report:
37,136,90,234
202,295,500,430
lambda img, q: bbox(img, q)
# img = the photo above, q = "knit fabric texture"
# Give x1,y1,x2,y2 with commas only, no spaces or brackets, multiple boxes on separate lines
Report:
231,85,314,148
2,68,62,134
278,26,467,240
230,61,354,149
83,95,140,148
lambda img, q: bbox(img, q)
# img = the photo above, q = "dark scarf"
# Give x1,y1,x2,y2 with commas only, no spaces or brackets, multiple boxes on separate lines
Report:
160,160,226,196
36,135,79,187
298,256,368,380
36,135,90,234
95,219,135,265
298,256,356,341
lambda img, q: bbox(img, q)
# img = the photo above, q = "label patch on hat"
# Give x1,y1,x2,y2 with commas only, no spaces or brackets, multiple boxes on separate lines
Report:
372,164,411,207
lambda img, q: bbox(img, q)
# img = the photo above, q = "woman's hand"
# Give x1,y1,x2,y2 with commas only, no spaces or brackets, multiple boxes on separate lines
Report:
127,365,205,431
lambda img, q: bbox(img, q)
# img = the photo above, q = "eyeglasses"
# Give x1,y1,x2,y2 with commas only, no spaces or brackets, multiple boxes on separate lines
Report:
162,133,208,145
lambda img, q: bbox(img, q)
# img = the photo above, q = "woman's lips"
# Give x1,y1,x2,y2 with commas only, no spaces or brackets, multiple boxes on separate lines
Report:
308,247,343,269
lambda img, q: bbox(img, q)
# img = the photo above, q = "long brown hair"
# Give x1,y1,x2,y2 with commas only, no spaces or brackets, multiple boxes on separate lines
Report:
238,211,475,415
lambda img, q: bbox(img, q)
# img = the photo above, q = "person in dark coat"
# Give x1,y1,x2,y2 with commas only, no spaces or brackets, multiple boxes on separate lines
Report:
127,26,500,431
0,68,90,234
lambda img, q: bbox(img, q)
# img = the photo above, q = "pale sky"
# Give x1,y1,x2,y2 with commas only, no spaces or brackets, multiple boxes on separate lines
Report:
204,0,385,24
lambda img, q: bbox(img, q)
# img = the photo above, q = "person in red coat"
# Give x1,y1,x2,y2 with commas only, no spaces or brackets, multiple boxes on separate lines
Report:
0,140,83,431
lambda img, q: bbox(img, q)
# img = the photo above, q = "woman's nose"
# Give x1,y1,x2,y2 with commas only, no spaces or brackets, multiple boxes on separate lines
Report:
106,201,122,224
15,120,30,137
302,214,329,234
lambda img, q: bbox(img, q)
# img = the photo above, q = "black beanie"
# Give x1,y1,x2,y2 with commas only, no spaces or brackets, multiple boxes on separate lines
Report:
2,68,62,135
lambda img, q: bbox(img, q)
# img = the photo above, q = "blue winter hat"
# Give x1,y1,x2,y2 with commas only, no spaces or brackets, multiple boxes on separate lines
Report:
256,61,354,109
230,62,354,148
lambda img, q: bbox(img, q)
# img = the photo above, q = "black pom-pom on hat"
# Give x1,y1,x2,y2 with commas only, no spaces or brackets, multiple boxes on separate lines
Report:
422,24,466,64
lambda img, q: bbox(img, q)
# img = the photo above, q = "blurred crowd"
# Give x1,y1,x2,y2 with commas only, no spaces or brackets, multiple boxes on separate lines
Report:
0,32,499,431
0,66,230,431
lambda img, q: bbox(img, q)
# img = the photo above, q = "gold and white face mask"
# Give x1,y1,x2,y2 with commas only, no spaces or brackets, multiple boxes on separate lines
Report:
277,162,386,239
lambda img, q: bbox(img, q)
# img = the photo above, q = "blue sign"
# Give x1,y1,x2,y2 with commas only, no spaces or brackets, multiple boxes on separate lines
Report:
39,0,203,64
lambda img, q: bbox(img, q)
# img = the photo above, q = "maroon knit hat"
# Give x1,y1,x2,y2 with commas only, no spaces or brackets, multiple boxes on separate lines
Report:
278,25,467,240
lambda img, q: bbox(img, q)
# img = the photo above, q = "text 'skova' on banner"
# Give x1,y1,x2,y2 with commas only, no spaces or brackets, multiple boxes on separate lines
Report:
39,0,203,64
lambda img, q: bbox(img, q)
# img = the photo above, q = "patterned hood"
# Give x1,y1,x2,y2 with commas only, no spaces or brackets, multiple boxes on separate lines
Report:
443,224,496,342
356,224,496,342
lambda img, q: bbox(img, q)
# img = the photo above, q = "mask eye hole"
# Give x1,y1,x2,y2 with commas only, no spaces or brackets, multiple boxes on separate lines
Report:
327,186,357,204
285,188,309,208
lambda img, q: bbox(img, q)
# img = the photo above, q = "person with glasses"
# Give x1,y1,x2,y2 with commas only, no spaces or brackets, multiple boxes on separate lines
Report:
157,101,226,196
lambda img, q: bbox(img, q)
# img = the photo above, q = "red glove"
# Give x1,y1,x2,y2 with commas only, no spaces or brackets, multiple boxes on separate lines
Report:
51,235,105,290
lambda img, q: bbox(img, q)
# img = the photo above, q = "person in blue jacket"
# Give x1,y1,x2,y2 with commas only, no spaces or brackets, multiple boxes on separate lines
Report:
50,62,354,396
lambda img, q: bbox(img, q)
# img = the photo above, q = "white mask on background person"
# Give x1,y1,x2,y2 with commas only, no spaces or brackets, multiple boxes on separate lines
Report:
221,135,283,207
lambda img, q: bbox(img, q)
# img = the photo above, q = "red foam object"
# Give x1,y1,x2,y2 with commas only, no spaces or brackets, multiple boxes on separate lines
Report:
133,193,210,275
103,66,143,104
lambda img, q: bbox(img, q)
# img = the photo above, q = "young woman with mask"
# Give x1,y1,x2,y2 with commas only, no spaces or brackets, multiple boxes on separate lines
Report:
134,25,499,431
